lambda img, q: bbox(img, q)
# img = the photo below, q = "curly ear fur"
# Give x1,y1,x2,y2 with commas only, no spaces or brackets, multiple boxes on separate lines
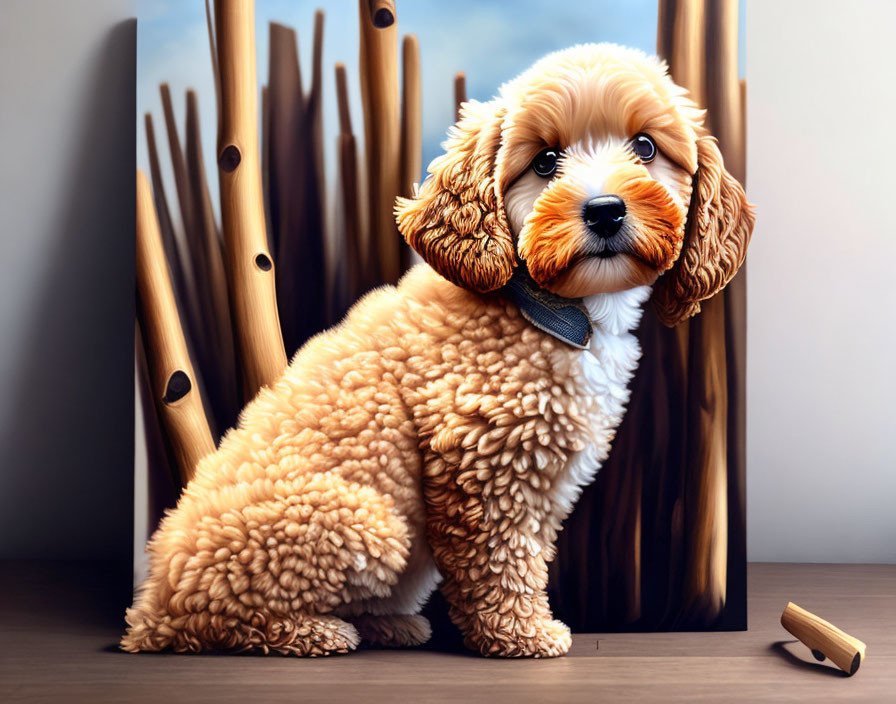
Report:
653,135,755,326
395,100,516,292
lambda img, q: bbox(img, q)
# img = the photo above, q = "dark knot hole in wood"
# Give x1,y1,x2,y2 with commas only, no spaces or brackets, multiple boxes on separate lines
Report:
163,371,192,404
372,8,394,28
219,144,241,172
255,253,272,271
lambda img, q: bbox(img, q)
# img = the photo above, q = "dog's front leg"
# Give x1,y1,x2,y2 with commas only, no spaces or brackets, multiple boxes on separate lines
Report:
425,459,572,658
431,518,571,657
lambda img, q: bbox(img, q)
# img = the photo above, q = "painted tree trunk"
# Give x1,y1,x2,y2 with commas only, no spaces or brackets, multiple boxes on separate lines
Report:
550,0,747,631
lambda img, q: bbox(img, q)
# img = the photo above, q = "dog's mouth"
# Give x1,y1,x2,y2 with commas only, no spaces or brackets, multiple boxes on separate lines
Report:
572,239,645,266
540,236,661,295
575,224,641,264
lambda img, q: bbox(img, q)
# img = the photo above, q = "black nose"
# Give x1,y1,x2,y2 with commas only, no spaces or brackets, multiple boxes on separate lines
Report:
583,195,626,238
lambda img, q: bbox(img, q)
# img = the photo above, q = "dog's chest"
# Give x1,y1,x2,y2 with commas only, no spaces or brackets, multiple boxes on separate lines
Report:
548,286,651,519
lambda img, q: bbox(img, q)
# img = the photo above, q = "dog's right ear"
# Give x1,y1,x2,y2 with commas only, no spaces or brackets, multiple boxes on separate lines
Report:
395,100,516,292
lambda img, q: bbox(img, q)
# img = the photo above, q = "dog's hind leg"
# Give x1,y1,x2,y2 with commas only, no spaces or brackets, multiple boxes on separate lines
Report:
123,607,360,656
342,515,441,648
122,471,412,656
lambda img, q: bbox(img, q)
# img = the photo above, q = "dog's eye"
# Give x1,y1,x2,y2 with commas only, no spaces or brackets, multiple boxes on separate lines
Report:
631,133,657,162
532,147,561,178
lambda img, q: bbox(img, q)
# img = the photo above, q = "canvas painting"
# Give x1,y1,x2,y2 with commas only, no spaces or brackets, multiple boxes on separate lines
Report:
131,0,750,657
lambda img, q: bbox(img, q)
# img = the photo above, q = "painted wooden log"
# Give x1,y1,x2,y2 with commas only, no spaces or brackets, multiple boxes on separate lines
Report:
267,18,328,353
399,34,422,272
359,0,401,284
400,34,421,200
144,113,189,314
553,0,748,631
335,62,364,305
184,89,238,432
454,71,466,123
136,169,215,486
213,0,287,396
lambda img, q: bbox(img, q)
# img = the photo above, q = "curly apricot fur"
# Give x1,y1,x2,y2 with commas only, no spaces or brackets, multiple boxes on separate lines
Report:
124,267,604,657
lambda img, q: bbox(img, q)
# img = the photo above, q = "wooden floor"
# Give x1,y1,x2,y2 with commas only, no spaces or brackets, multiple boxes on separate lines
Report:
1,562,893,703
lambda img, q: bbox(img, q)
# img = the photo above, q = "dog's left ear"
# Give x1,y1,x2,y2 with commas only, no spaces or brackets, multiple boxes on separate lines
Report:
395,100,515,292
653,135,755,326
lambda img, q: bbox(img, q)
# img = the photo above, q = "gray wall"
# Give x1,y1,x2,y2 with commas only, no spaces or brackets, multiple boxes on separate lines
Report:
746,0,896,562
0,1,135,562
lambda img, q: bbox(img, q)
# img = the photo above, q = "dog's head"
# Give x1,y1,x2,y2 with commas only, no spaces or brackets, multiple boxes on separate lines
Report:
396,44,754,326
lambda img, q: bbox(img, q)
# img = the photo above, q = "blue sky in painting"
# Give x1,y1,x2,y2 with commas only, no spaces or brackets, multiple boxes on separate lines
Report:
137,0,745,214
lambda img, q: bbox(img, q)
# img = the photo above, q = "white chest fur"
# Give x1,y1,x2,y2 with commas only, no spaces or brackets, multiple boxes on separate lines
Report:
548,285,652,520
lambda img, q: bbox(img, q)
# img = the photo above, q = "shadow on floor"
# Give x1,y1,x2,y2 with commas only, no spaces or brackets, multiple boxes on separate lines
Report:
769,640,848,678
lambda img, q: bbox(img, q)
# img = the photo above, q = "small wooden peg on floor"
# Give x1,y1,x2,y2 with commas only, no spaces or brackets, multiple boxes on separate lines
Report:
780,602,866,676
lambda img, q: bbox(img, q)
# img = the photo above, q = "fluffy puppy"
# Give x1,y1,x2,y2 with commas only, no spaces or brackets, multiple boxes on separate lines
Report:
123,43,753,659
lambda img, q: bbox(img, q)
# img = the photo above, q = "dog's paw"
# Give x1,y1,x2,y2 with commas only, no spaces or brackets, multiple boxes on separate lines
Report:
352,613,432,648
529,618,572,658
466,617,572,658
252,615,360,657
